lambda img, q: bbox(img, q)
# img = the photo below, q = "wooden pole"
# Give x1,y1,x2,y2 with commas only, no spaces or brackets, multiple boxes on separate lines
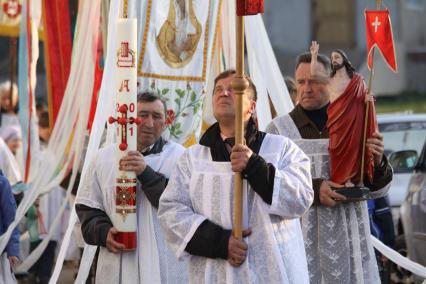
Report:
231,13,248,240
360,0,381,184
360,50,374,183
122,0,128,18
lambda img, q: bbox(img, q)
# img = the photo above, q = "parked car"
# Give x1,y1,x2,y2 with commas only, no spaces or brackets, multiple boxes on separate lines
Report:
398,140,426,283
378,114,426,283
378,114,426,209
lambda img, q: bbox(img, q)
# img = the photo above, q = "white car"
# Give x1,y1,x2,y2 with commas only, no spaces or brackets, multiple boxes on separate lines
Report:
378,113,426,208
399,139,426,283
378,113,426,251
367,114,426,282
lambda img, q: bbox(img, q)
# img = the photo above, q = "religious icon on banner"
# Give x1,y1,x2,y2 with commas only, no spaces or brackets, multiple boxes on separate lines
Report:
0,0,22,36
2,0,21,18
156,0,202,68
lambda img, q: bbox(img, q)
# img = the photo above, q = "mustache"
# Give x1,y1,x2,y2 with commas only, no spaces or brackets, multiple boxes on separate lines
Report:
331,62,345,71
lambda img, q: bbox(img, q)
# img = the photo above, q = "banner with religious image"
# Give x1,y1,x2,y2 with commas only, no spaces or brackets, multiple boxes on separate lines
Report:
133,0,221,143
0,0,22,36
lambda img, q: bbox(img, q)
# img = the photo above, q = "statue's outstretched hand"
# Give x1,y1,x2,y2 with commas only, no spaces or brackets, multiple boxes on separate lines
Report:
310,41,321,76
310,41,319,58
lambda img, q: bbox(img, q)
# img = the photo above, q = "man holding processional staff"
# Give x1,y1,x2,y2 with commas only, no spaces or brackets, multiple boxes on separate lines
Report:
158,2,313,283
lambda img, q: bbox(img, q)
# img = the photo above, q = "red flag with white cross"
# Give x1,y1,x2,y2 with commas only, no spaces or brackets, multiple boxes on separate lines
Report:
365,9,397,72
236,0,264,16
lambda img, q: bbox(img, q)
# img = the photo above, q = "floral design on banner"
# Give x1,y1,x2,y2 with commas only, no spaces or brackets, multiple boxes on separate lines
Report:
166,109,176,125
155,83,204,140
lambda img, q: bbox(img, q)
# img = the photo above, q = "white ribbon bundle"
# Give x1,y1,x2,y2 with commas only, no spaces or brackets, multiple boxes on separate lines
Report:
0,0,102,275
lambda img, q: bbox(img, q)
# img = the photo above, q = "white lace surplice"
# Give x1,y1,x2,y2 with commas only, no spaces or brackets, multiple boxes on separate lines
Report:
76,141,188,284
267,114,388,284
158,134,313,284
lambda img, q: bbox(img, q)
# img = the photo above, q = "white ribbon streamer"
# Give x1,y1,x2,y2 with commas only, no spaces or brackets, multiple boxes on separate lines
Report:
371,235,426,279
50,0,119,282
245,14,294,121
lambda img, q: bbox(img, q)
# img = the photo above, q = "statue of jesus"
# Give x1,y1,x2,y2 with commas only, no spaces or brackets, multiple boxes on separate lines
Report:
310,41,379,188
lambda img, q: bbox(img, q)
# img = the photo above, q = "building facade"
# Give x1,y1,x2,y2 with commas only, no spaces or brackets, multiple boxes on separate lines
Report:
263,0,426,94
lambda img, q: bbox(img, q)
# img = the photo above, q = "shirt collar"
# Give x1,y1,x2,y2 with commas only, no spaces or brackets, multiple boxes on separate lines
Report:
289,104,314,129
200,117,258,148
141,144,154,154
141,136,167,156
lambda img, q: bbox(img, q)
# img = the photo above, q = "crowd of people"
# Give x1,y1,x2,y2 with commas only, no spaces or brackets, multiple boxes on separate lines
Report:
0,44,397,284
0,81,69,284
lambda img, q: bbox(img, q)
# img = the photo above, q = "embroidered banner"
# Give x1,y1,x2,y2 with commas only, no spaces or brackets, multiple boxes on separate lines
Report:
0,0,22,36
365,9,397,72
136,0,221,143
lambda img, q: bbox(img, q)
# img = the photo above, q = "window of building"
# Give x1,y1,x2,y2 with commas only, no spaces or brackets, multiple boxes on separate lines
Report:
312,0,355,48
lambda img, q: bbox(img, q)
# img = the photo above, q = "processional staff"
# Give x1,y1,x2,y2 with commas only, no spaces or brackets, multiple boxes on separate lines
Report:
361,0,397,181
360,0,381,184
232,0,264,240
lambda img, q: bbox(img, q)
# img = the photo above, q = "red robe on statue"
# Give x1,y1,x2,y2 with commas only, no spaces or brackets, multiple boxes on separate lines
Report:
327,73,377,185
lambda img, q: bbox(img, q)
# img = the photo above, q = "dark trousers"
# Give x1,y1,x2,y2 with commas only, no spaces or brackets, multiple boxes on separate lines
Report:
29,240,57,284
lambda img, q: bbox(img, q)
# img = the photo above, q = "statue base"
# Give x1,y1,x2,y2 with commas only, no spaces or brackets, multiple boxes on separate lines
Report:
332,186,371,201
115,231,137,251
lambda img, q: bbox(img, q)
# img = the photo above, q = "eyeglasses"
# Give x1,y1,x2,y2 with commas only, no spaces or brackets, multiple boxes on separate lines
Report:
214,86,234,96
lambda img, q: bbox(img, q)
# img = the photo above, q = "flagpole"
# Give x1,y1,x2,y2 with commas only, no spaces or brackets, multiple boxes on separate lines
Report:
360,0,381,184
232,9,249,241
122,0,128,18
